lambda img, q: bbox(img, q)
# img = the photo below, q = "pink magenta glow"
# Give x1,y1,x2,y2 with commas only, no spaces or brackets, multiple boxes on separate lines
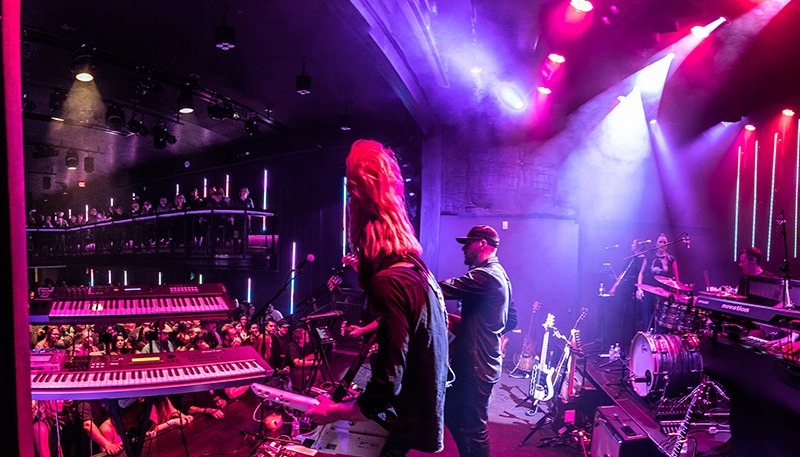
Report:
691,26,710,38
548,53,566,64
782,109,795,116
744,124,756,131
570,0,593,13
537,86,552,95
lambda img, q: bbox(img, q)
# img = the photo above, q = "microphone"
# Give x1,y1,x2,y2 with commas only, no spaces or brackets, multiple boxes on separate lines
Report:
778,210,786,226
605,244,619,250
637,240,651,245
295,254,315,271
684,235,691,249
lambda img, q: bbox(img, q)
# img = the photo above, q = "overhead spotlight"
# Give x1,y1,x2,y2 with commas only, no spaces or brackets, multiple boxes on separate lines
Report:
537,86,552,95
207,101,237,120
215,10,236,50
84,156,94,173
783,109,795,117
744,124,756,131
296,59,312,95
600,4,621,26
105,104,126,130
22,91,36,112
177,82,195,114
65,149,80,170
151,120,176,149
78,181,86,188
127,112,150,136
339,113,352,131
244,117,261,136
570,0,593,13
542,53,566,80
72,43,97,82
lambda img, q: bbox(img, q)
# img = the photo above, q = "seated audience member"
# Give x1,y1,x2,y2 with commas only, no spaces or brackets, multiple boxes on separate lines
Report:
287,327,318,392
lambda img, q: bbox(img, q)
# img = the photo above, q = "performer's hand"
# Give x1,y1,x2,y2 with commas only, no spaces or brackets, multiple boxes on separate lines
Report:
342,253,359,273
635,289,644,300
306,395,340,425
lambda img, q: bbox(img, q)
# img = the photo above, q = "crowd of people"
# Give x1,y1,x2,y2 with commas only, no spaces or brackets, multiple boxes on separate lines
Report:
26,186,255,228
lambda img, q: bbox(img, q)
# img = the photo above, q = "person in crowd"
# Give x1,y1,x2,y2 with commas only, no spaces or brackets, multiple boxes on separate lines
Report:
34,326,64,350
173,193,187,211
140,201,154,215
200,320,223,348
130,200,141,217
287,327,318,392
32,400,65,457
265,303,284,322
140,324,175,353
437,225,512,457
306,139,449,457
185,187,204,209
155,196,173,213
220,323,243,347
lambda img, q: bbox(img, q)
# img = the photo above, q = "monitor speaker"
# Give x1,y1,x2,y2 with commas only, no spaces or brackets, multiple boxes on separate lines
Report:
590,405,659,457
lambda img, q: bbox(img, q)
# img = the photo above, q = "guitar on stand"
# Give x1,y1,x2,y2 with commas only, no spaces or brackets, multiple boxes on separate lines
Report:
523,313,556,408
556,307,588,402
509,301,542,379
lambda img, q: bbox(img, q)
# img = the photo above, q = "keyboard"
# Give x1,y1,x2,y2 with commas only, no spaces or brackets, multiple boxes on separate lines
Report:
694,295,800,329
30,346,272,400
29,283,235,324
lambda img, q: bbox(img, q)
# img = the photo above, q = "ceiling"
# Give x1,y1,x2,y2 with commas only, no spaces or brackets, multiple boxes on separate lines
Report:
19,0,800,203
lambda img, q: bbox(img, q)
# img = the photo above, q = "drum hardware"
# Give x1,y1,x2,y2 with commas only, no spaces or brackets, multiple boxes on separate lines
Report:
697,290,746,300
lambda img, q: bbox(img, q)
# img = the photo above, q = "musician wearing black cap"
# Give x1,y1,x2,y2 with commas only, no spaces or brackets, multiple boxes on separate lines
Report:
438,225,515,457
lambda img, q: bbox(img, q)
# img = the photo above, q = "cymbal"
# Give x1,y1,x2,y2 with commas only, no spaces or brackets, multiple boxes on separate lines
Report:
636,284,671,298
654,275,693,291
697,290,747,300
636,284,690,304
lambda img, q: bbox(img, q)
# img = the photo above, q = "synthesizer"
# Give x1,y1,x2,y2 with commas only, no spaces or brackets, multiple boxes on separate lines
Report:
694,295,800,328
29,283,235,324
31,346,272,400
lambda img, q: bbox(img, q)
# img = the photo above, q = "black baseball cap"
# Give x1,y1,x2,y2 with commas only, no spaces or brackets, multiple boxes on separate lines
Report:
456,225,500,247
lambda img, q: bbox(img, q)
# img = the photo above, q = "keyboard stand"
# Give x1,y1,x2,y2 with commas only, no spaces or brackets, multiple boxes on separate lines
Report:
109,396,155,457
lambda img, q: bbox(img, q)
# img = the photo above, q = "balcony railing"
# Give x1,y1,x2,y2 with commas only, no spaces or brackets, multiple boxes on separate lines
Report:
27,209,278,269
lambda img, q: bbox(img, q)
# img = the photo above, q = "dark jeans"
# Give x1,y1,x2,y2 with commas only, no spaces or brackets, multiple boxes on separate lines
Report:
444,375,494,457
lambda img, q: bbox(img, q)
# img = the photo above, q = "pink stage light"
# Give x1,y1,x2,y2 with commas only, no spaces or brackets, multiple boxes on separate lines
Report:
691,26,710,38
537,86,552,95
783,109,795,117
570,0,593,13
548,53,566,64
744,124,756,131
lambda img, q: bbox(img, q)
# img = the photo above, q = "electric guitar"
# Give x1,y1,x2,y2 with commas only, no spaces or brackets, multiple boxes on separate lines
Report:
556,307,588,401
529,313,556,402
510,301,542,377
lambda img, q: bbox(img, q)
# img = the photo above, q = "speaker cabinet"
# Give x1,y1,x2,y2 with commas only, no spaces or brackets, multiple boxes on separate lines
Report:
590,405,659,457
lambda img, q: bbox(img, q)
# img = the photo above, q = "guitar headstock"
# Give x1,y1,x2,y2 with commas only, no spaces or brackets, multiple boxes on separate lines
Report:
532,301,541,314
577,307,588,322
543,313,555,330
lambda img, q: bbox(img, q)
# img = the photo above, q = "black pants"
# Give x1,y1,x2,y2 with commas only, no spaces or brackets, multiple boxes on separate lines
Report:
444,375,494,457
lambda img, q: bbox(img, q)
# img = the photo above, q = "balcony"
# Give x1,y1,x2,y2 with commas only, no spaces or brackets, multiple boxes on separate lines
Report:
27,209,279,271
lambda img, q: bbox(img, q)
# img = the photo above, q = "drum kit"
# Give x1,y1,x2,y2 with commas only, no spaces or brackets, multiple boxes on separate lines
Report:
626,276,745,400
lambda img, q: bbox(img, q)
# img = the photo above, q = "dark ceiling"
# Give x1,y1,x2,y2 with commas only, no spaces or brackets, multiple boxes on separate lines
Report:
20,0,800,202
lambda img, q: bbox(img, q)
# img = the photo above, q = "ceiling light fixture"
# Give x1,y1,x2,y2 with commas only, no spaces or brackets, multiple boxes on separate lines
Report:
127,111,150,136
296,58,312,95
177,81,195,114
65,149,80,170
151,119,177,149
215,10,236,51
73,43,97,82
244,117,261,136
207,101,238,120
105,104,126,130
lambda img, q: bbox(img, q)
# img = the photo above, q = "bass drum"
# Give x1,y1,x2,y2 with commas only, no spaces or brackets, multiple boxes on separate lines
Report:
629,332,703,398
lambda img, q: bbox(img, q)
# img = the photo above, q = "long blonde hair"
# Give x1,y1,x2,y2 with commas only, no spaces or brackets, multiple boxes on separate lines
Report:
346,139,421,259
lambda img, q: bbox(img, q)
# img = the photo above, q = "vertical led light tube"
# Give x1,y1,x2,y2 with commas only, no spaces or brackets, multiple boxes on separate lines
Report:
290,241,297,315
795,119,800,258
734,146,743,261
226,174,230,198
90,269,95,286
108,270,112,285
752,140,759,247
342,177,348,258
176,183,180,196
203,178,209,198
199,274,204,284
158,272,163,285
124,270,128,286
767,133,778,261
85,204,89,220
247,277,252,303
262,169,269,232
110,197,114,208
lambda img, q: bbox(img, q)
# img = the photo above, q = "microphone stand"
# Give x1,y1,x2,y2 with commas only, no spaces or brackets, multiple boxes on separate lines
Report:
777,211,794,309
